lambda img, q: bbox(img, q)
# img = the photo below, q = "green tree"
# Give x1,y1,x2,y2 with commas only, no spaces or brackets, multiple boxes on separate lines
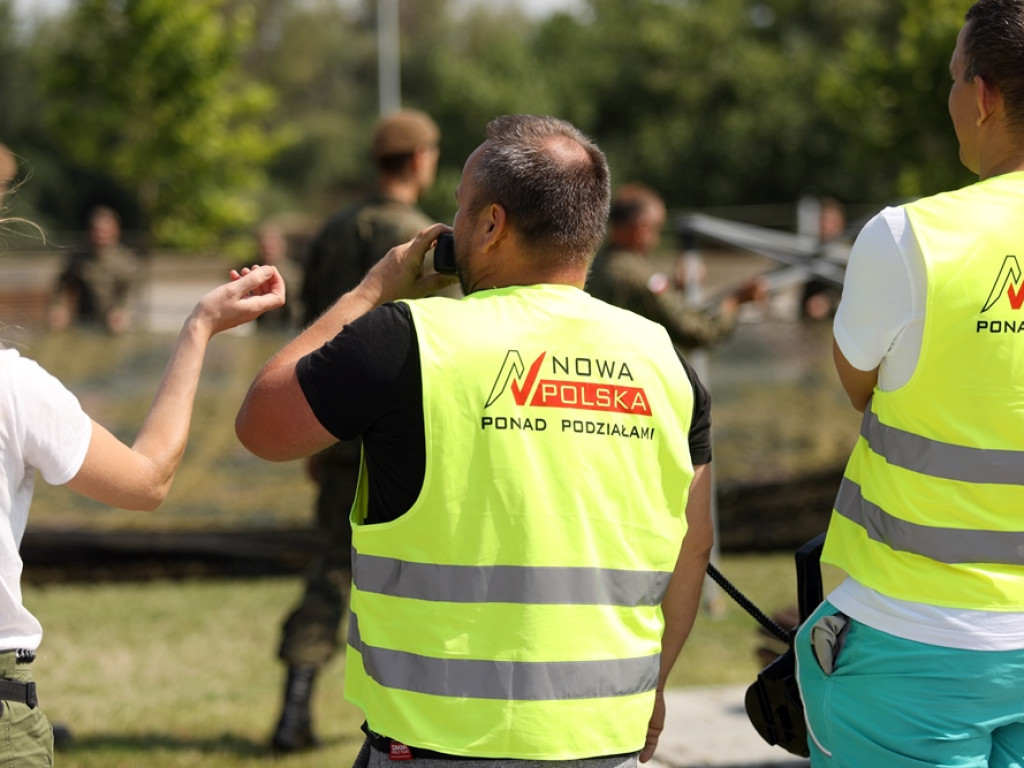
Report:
0,0,65,229
406,0,561,220
533,0,849,211
43,0,286,248
529,0,971,215
817,0,972,202
243,0,379,218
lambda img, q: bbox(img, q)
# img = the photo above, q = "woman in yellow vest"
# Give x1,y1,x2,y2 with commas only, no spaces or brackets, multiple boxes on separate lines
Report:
237,115,715,768
795,2,1024,766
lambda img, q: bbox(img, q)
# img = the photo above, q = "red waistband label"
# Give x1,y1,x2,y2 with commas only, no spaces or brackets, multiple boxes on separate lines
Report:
390,742,413,761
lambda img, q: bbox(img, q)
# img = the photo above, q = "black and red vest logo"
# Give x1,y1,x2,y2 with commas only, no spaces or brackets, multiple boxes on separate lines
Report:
981,255,1024,312
484,350,652,416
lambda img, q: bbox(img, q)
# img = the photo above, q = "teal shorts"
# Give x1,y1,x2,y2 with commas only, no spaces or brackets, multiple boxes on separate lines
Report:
796,599,1024,768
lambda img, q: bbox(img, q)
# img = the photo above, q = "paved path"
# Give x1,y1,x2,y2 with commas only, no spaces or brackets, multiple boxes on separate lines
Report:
655,686,809,768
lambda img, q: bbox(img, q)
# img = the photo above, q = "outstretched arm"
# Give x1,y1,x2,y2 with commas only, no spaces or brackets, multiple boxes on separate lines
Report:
640,463,714,763
64,265,285,510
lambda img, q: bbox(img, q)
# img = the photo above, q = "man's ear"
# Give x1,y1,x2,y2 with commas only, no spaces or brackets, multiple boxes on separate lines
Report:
975,75,1001,126
480,203,508,249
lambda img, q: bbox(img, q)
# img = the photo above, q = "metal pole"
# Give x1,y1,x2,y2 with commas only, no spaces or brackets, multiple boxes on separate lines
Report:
377,0,401,115
681,229,725,618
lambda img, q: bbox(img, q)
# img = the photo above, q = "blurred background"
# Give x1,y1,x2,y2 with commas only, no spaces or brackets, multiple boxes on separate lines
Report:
1,0,973,251
0,0,974,551
0,2,975,764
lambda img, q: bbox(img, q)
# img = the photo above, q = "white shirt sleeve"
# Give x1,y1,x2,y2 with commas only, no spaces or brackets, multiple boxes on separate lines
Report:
833,206,925,390
17,355,92,486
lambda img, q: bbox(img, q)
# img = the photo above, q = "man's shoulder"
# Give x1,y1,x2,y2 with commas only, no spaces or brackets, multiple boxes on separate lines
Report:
597,246,649,269
315,198,371,237
357,197,431,230
318,196,430,241
107,244,140,265
592,247,658,288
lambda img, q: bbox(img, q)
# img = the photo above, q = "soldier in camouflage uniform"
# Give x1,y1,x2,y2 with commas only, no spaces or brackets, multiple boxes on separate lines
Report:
49,206,141,334
587,183,765,350
272,109,440,753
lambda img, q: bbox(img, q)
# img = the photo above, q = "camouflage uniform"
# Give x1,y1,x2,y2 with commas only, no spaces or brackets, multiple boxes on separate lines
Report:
54,244,140,328
587,244,738,350
279,194,432,669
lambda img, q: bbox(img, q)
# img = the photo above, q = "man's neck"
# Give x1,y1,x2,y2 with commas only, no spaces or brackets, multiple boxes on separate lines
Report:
377,176,421,205
469,265,588,294
980,158,1024,180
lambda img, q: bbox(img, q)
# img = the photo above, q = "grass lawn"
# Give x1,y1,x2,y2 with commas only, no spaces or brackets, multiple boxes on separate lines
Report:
23,553,843,768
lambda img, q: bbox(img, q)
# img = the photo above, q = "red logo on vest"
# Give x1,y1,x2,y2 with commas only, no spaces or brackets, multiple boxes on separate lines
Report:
981,255,1024,312
485,350,652,416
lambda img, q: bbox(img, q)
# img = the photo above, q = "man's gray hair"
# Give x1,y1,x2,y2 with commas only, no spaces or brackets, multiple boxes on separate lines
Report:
469,115,611,266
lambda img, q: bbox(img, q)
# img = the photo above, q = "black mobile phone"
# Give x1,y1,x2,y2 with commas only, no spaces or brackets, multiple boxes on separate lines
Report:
433,232,457,275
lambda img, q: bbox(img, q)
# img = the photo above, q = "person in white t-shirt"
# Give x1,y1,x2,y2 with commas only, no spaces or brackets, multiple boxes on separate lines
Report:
0,242,285,763
795,2,1024,766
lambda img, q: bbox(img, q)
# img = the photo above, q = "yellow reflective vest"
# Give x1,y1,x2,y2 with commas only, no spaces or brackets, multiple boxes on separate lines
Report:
825,172,1024,610
344,284,696,759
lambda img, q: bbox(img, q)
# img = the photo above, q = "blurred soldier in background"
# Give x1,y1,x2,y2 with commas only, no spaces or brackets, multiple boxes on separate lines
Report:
800,196,849,321
271,109,440,753
49,205,141,334
587,182,765,350
251,223,303,332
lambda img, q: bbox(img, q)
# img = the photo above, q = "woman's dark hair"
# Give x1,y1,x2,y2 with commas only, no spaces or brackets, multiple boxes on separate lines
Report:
964,0,1024,130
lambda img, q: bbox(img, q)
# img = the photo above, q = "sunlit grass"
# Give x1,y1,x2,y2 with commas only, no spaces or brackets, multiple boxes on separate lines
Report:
29,577,363,768
22,552,845,768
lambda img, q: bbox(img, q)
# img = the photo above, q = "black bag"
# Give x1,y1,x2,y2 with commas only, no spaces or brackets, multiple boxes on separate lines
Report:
708,533,825,759
744,643,807,757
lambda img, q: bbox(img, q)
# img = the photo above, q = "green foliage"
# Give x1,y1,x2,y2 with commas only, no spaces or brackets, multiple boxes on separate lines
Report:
42,0,288,248
4,0,987,240
245,0,379,215
527,0,969,211
532,0,855,208
817,0,974,201
402,0,563,221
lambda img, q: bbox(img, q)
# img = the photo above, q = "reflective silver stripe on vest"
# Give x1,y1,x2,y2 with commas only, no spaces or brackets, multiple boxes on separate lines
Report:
353,552,671,606
348,613,660,700
861,409,1024,485
834,477,1024,565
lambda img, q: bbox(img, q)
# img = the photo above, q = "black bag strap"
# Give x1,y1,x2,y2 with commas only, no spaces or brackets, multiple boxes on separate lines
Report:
705,562,791,643
794,533,826,623
705,531,827,639
712,533,826,759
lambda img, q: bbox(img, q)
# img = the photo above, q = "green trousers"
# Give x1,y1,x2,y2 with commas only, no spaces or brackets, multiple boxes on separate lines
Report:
0,650,51,766
279,444,357,668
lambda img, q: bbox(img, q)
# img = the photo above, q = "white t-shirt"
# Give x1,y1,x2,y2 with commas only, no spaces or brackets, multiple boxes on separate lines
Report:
830,207,1024,651
0,348,92,649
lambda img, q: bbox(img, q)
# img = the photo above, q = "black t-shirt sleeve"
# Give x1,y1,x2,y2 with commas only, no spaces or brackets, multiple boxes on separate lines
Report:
677,349,713,466
297,303,420,440
296,303,426,524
